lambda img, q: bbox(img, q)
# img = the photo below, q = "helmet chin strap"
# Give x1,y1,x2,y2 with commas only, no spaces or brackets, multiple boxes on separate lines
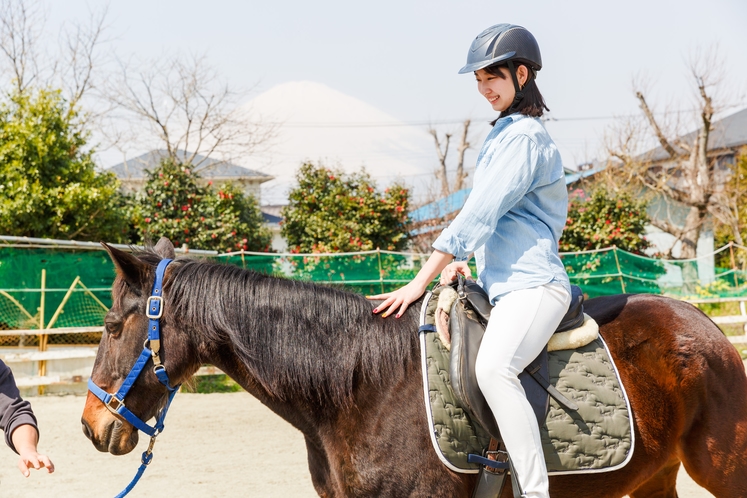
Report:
506,60,525,114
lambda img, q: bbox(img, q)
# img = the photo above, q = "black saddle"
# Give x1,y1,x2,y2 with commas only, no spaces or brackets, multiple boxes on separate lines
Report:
447,277,583,441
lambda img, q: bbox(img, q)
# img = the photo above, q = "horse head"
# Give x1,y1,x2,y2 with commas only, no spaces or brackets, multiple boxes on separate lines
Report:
81,237,194,455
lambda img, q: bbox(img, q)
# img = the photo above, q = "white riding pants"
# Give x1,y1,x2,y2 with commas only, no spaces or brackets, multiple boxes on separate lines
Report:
474,282,571,498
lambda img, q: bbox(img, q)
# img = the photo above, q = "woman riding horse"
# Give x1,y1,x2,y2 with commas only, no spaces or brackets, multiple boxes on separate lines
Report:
369,23,569,498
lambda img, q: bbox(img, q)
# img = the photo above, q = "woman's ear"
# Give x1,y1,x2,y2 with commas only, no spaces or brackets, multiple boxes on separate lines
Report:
517,64,529,89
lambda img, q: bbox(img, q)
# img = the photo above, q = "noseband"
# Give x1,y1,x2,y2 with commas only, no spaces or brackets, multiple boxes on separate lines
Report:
88,258,180,497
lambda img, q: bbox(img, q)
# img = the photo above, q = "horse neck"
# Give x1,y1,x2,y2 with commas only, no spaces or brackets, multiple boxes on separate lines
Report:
168,261,420,415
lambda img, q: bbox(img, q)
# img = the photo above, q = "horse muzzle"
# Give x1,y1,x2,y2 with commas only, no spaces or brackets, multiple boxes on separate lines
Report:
81,392,139,455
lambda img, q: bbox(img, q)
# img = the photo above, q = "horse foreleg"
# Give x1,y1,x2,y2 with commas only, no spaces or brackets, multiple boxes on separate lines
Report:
627,458,680,498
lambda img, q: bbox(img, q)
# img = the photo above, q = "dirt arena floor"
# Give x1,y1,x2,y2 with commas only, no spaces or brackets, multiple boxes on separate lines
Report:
0,380,728,498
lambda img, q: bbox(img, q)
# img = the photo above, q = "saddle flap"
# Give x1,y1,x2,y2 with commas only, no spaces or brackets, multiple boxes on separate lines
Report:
458,280,493,325
448,297,549,441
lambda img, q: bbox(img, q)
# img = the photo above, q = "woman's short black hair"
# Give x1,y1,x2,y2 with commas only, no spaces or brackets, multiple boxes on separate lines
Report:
484,62,549,122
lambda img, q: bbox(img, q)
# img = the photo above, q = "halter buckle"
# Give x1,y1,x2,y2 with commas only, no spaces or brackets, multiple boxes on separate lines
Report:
146,296,164,319
106,395,125,413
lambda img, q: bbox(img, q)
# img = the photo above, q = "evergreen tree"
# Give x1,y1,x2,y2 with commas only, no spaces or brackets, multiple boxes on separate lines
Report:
130,159,272,252
281,162,410,253
561,187,651,254
0,88,126,241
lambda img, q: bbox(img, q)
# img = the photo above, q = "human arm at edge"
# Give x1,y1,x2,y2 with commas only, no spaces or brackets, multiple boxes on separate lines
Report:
11,424,54,477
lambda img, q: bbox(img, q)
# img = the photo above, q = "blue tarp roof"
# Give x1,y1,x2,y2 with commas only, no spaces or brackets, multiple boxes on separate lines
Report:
409,188,472,223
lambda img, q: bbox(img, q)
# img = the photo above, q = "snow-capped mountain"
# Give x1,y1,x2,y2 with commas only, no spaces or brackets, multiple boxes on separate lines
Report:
241,81,437,205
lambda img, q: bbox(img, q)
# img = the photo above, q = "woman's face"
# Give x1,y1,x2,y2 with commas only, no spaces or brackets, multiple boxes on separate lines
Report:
475,66,528,112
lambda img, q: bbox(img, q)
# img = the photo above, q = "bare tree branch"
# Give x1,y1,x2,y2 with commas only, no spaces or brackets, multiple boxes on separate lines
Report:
0,0,43,93
429,128,451,198
429,119,472,198
454,120,471,192
58,4,109,110
604,50,729,260
635,91,679,159
106,53,276,169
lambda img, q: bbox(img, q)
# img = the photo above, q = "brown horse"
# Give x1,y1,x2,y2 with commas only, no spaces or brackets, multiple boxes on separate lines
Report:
81,239,747,497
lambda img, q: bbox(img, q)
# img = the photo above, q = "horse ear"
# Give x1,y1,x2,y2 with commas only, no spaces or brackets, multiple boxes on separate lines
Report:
153,237,176,260
101,243,148,287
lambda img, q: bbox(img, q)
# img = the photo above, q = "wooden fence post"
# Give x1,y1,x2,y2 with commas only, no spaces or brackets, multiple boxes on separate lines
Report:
38,269,47,395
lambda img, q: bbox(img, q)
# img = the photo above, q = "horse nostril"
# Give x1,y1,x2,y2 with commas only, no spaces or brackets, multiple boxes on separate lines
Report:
81,418,93,440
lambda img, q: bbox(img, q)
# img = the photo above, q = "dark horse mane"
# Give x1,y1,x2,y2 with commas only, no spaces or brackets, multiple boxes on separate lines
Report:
129,248,420,409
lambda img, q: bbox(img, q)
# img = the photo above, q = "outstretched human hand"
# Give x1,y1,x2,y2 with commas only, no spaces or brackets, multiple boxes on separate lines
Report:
367,249,456,318
368,279,429,319
12,424,55,477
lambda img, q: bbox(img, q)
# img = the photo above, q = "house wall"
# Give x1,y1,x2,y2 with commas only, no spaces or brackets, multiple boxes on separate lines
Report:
268,224,287,252
644,225,715,286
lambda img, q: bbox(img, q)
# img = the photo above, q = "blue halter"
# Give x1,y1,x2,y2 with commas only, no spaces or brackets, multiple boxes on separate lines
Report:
88,258,180,497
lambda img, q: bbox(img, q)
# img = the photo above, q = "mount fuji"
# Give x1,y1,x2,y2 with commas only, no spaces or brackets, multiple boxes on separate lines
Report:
241,81,438,206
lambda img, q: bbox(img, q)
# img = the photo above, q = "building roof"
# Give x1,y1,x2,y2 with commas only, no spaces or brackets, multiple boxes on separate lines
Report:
109,149,273,183
261,211,282,224
409,189,472,223
643,107,747,162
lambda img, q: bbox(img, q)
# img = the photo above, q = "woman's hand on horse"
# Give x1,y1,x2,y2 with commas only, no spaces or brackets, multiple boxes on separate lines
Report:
440,261,472,285
367,280,428,318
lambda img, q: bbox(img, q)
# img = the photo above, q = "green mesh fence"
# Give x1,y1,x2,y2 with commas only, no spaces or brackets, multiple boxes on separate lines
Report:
1,244,747,344
0,247,113,346
560,245,747,299
218,250,431,296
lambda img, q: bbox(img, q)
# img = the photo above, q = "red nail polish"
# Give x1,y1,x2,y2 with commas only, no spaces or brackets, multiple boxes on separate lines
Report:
395,314,401,318
373,308,378,313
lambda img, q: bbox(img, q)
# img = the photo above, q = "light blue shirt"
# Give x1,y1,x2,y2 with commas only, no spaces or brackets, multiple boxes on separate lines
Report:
432,114,571,303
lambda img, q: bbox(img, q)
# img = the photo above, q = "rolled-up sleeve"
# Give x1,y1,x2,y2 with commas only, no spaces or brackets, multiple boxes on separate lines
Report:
432,133,541,259
0,360,38,453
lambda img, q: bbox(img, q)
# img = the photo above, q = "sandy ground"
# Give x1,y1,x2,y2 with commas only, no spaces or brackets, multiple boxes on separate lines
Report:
0,392,316,498
0,386,725,498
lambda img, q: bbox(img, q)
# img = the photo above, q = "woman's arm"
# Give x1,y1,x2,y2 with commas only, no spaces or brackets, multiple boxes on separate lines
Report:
432,133,540,260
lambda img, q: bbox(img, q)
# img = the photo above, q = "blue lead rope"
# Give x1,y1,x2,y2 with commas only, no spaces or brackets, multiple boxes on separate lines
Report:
115,437,156,498
88,258,181,497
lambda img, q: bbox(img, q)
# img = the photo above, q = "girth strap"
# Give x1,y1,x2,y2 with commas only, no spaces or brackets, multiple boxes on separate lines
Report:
525,364,578,412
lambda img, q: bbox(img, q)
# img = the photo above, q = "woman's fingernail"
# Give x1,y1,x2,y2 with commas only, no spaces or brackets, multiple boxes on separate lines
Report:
395,314,401,318
373,308,378,313
382,312,388,318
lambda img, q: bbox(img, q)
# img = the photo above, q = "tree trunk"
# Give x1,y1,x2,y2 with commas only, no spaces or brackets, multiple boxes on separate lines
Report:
454,120,471,192
680,205,707,293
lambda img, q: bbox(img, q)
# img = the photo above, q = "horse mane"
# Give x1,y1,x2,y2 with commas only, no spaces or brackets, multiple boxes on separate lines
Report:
136,250,420,408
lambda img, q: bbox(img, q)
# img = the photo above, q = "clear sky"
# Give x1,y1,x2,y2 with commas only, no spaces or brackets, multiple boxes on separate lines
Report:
45,0,747,173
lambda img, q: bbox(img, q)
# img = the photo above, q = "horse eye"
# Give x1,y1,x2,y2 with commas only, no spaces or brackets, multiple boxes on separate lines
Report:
104,319,123,336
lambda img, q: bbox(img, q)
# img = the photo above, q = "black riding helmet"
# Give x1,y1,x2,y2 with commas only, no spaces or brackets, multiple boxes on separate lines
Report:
459,24,542,113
